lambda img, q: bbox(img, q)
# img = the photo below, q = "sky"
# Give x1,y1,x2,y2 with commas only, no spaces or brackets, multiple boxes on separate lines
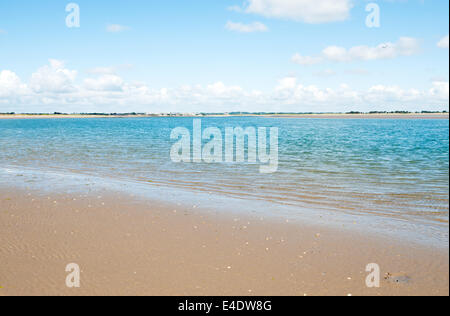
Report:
0,0,449,113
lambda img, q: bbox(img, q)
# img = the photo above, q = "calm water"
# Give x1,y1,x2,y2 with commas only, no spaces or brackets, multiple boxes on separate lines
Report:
1,117,448,245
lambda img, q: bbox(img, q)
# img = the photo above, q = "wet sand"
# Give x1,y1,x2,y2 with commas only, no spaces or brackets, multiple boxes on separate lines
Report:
0,188,448,296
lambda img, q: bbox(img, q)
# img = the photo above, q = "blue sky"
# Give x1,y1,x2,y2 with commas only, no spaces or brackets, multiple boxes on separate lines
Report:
0,0,449,113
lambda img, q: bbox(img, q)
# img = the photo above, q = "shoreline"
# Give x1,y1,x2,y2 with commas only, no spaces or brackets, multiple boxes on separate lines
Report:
1,165,447,250
0,185,448,296
0,113,448,120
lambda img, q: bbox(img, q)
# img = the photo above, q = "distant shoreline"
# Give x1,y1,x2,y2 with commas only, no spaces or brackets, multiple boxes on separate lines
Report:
0,112,448,120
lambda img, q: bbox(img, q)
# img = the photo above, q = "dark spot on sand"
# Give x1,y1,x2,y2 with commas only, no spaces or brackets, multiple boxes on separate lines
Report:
384,273,411,285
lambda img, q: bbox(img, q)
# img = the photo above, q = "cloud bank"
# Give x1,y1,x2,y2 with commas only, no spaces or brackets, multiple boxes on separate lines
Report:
240,0,352,23
293,37,420,65
0,60,448,113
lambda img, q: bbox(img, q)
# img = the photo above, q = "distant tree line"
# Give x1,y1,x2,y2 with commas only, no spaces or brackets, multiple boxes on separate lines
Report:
347,111,448,114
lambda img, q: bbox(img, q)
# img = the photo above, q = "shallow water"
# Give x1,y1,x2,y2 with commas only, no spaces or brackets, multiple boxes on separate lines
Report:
1,117,448,246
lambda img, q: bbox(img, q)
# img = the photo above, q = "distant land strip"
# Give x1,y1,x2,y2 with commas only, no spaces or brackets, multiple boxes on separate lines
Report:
0,111,448,119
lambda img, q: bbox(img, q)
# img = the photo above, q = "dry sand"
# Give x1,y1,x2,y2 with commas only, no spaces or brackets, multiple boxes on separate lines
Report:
0,188,448,296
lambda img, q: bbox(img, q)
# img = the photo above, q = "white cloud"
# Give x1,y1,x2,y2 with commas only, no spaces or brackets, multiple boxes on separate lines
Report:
272,77,448,111
29,59,77,93
293,37,420,65
0,29,6,34
0,70,26,97
207,82,243,95
429,81,449,99
275,77,298,91
313,69,337,77
225,21,268,33
437,35,449,49
106,24,130,33
367,85,422,103
87,67,117,75
86,64,133,75
84,74,124,92
241,0,353,23
227,5,243,13
291,54,323,65
0,70,21,91
344,68,370,76
0,62,448,113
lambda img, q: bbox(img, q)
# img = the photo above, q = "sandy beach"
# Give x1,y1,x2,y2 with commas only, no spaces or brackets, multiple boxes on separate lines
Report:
0,187,448,296
1,0,448,299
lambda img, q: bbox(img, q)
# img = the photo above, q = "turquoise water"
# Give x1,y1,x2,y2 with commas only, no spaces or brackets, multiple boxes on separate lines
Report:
0,117,448,245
